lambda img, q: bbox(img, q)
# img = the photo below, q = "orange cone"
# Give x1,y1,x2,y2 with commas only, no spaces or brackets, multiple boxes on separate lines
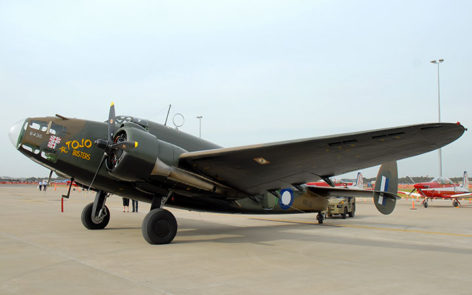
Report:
410,200,416,210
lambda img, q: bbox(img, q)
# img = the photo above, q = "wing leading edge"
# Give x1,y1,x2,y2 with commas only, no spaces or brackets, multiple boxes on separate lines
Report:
178,123,465,195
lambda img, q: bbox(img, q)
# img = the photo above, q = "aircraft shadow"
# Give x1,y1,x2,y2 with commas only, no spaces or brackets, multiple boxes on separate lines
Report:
171,217,472,255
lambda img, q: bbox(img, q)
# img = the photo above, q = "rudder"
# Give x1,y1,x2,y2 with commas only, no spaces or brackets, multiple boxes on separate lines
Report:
373,161,398,215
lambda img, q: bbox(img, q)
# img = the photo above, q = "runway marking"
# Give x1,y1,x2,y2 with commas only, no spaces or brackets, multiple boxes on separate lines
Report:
250,217,472,238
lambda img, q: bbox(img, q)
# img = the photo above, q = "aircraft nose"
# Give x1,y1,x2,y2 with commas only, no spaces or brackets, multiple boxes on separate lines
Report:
9,119,26,149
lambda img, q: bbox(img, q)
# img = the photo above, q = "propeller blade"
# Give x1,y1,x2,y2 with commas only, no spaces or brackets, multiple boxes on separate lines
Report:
88,153,107,191
108,102,116,143
407,176,416,185
110,141,138,151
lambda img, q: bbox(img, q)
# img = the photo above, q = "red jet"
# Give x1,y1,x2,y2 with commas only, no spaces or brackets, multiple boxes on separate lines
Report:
401,172,471,208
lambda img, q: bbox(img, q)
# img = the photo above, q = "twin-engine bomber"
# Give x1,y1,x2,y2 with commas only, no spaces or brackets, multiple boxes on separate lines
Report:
8,103,466,244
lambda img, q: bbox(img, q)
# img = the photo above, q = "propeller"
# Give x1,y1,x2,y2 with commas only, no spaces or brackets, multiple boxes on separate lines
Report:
88,103,138,190
407,187,416,197
406,176,417,197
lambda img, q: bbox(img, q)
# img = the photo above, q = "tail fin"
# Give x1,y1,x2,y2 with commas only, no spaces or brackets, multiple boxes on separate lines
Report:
355,172,363,189
463,171,469,190
373,161,398,215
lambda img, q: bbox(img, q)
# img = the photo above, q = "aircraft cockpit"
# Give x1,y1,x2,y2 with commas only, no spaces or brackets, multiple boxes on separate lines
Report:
431,176,454,185
114,116,149,130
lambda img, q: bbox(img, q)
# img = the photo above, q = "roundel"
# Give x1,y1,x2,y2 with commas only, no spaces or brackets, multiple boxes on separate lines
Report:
279,188,294,210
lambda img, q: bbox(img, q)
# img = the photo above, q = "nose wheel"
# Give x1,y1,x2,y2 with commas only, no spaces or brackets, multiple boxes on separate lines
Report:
423,199,429,208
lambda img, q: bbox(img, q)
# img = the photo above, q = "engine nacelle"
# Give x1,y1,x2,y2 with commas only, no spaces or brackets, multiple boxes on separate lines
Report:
107,124,187,182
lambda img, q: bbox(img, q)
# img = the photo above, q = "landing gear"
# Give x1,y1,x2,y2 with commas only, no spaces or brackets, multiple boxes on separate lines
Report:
142,208,177,244
81,190,110,230
81,203,110,229
316,212,324,224
453,199,460,207
423,199,429,208
342,207,347,219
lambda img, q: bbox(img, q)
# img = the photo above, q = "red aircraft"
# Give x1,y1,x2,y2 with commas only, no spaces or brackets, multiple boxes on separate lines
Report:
400,171,471,208
306,172,364,189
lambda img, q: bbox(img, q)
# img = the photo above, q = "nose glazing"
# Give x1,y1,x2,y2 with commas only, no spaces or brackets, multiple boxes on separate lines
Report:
9,119,25,148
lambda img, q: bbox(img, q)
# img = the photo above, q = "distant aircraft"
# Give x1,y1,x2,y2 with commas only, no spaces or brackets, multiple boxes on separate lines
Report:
8,103,465,244
306,172,364,189
400,171,471,208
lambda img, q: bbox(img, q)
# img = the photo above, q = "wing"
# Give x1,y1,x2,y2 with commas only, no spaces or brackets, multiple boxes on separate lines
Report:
398,191,423,198
178,123,465,195
449,192,472,199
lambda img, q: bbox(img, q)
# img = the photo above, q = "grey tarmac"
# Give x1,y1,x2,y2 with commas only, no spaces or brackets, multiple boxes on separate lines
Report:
1,185,472,295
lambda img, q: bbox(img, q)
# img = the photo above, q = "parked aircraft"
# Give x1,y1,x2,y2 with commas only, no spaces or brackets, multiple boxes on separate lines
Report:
400,171,471,208
306,172,364,189
8,103,465,244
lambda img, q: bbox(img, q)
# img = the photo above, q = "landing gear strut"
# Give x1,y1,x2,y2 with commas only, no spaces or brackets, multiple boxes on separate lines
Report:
81,190,110,229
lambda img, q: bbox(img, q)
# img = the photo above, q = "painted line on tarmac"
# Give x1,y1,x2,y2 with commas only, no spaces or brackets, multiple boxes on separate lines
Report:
250,217,472,238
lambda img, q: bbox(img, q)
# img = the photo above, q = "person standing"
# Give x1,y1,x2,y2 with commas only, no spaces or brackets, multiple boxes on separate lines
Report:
122,198,130,212
132,199,138,213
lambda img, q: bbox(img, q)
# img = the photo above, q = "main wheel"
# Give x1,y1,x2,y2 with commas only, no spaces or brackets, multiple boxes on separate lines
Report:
342,207,347,219
316,213,324,224
81,202,110,230
453,200,459,207
142,208,177,244
423,201,429,208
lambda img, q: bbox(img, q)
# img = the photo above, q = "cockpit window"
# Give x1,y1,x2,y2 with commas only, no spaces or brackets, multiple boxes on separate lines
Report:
115,115,149,129
432,176,453,185
29,122,42,130
28,120,64,135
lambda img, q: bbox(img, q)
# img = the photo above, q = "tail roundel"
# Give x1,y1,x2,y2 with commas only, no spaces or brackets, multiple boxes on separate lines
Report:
373,161,398,215
462,171,469,190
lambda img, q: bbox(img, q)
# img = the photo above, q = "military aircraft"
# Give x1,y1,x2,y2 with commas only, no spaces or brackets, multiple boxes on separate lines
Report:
306,172,364,189
8,103,465,244
399,171,471,207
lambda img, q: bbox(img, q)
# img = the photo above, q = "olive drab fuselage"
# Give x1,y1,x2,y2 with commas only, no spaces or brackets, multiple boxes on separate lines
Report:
12,115,326,214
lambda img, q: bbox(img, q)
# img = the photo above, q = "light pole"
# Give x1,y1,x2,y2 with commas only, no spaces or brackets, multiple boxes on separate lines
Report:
431,58,444,176
196,116,203,138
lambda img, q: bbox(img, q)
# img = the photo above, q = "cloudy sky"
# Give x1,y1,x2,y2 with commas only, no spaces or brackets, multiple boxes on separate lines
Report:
1,0,471,179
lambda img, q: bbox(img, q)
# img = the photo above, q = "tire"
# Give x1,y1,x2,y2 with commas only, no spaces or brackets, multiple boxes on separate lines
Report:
423,201,429,208
348,203,355,218
81,202,110,230
142,209,177,244
453,200,459,207
316,213,324,224
342,207,347,219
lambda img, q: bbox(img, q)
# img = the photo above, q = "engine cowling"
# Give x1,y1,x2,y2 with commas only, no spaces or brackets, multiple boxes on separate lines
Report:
106,124,187,182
